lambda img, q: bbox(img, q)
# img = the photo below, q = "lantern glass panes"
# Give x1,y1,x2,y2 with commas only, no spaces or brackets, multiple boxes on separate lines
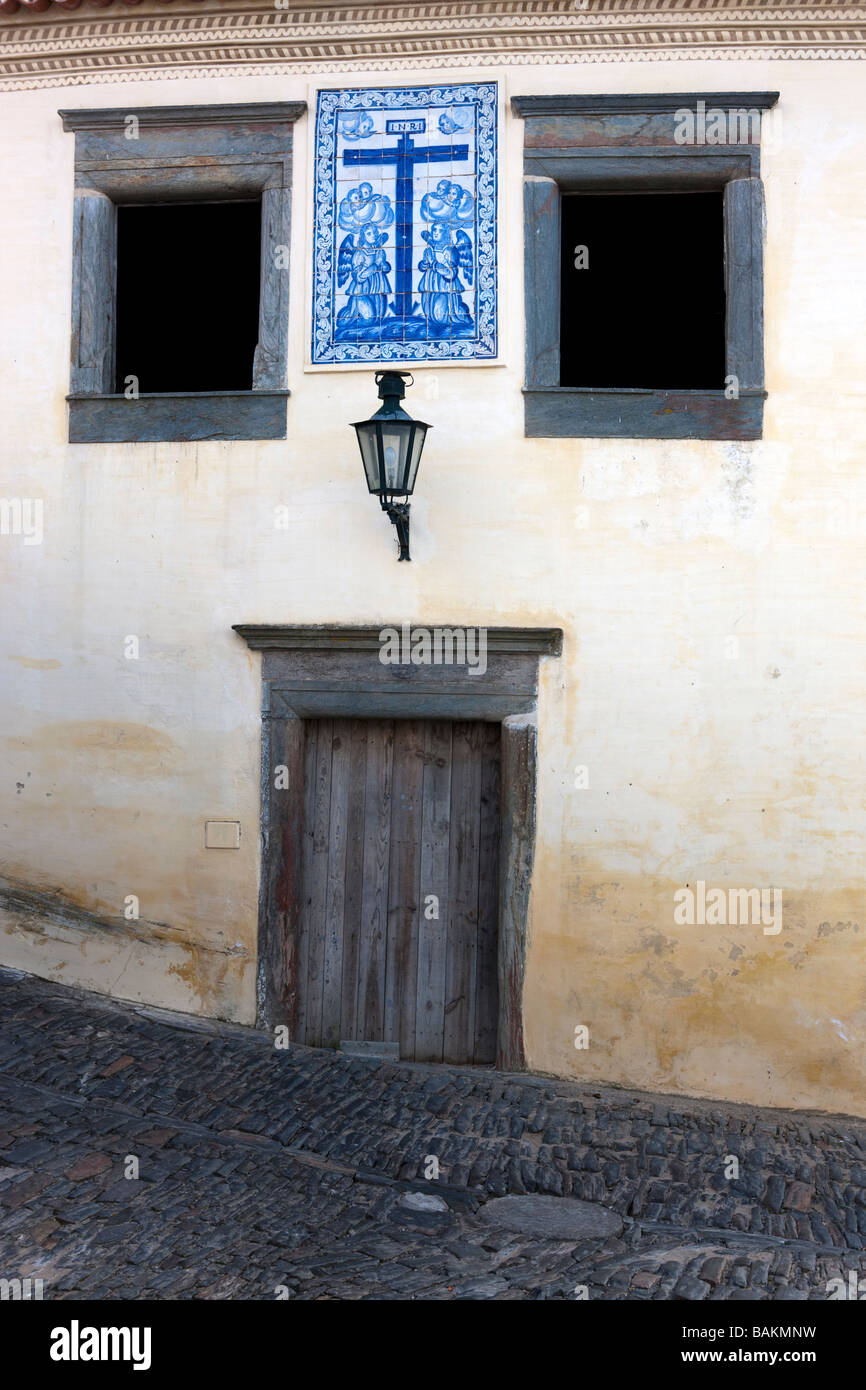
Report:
355,417,428,497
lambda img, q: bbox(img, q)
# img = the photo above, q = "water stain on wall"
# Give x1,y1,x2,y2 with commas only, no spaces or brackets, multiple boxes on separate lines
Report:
523,868,866,1115
8,721,178,771
0,877,253,1024
8,656,62,670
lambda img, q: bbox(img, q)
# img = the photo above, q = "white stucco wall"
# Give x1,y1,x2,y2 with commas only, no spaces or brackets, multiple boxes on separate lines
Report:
2,58,866,1114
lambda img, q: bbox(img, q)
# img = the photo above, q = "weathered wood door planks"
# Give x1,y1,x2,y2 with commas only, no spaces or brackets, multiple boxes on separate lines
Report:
293,717,500,1063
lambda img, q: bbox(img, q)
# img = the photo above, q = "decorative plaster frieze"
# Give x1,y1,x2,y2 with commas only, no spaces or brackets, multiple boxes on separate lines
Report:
1,3,865,89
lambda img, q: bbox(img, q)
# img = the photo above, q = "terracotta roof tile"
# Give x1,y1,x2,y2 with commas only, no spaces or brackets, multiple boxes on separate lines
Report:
0,0,208,14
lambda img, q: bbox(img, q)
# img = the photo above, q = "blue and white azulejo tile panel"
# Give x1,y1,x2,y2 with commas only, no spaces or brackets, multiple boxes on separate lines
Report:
312,82,498,365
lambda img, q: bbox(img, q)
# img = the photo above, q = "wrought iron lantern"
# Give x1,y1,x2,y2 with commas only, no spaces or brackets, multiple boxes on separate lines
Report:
352,371,430,561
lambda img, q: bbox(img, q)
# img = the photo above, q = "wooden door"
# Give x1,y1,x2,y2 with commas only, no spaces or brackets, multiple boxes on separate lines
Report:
295,717,500,1064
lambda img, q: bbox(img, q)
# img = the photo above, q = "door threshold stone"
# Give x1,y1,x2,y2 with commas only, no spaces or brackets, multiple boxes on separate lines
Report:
339,1039,400,1060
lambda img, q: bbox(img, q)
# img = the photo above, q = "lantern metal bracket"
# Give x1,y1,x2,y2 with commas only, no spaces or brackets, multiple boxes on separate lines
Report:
381,498,411,561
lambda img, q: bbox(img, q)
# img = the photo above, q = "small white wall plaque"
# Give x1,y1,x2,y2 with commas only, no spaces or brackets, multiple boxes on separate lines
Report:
205,820,241,849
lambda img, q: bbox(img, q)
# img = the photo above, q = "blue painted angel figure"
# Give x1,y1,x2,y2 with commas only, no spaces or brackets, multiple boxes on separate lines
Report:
338,181,394,233
419,179,474,229
418,224,473,328
337,110,376,141
337,223,392,327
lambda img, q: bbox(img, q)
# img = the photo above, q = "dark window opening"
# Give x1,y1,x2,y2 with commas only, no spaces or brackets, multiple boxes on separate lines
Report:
114,201,261,394
560,191,726,390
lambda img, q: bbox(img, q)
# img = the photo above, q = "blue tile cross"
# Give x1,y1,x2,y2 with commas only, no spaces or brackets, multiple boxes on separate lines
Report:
342,119,469,320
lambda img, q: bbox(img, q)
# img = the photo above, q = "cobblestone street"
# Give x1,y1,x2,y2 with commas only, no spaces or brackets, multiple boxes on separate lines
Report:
1,967,865,1301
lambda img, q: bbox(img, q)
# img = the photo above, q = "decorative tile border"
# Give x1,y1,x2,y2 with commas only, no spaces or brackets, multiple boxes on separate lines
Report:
311,82,498,365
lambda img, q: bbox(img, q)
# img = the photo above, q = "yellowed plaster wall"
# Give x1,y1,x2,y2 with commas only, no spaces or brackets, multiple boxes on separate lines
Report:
1,59,865,1112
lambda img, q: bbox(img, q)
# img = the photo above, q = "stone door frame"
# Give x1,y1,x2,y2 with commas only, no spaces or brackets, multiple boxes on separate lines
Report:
233,624,562,1070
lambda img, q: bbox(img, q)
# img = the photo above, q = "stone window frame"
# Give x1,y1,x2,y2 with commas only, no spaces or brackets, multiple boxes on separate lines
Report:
512,92,780,441
232,624,563,1071
60,102,306,444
